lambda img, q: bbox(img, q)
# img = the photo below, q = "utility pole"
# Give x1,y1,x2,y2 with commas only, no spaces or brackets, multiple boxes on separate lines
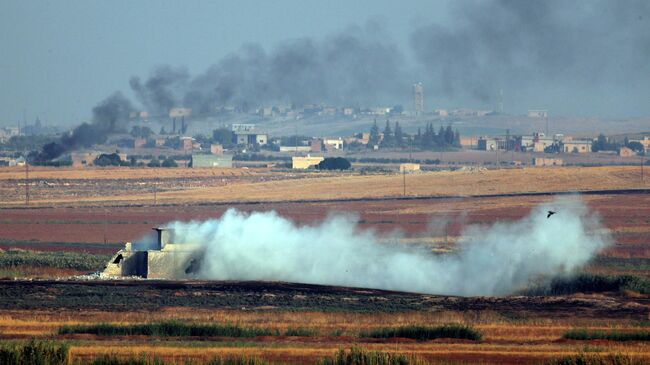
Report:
402,168,406,196
24,163,29,206
153,179,157,205
642,156,645,185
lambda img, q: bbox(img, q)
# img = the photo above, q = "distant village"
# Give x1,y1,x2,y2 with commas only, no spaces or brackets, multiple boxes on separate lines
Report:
1,83,648,171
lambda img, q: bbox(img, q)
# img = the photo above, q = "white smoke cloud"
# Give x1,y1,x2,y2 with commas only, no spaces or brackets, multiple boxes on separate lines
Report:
164,196,610,296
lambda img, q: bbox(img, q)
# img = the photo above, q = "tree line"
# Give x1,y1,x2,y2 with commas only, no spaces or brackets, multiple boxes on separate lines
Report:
367,120,461,150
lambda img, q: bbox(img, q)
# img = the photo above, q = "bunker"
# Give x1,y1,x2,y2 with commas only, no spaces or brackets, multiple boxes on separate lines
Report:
102,228,203,279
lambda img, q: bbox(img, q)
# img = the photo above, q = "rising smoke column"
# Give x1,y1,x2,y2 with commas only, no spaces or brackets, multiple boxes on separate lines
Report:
410,0,650,108
164,196,610,296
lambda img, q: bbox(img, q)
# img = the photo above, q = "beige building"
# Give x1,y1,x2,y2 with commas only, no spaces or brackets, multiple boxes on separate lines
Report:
619,147,635,157
533,157,563,167
399,163,421,173
292,155,324,169
210,144,223,155
562,140,592,153
323,138,344,150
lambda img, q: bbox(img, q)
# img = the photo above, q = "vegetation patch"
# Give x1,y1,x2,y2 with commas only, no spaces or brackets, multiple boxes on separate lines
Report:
318,347,426,365
546,353,645,365
0,250,110,271
360,324,482,341
526,273,650,295
563,329,650,341
0,340,69,365
58,321,277,338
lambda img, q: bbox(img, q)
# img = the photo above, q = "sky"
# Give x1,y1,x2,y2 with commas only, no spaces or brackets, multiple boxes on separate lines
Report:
1,0,649,128
0,0,448,127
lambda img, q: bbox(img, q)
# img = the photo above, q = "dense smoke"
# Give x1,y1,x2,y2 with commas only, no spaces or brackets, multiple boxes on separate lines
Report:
162,197,610,296
130,23,408,115
34,92,133,161
411,0,650,108
121,1,650,116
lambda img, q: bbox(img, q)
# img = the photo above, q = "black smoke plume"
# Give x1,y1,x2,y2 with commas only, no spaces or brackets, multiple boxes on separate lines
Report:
410,0,650,108
34,92,133,161
130,23,408,116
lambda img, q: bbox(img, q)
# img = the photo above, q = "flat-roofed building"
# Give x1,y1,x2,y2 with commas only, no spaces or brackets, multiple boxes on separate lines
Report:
562,140,592,153
292,155,324,169
190,154,233,168
533,157,563,166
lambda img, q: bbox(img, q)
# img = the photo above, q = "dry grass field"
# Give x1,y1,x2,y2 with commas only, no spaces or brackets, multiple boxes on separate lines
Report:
1,165,649,364
0,165,647,207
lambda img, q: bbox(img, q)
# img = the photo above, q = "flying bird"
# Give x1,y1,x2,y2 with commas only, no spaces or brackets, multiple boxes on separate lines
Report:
547,211,556,218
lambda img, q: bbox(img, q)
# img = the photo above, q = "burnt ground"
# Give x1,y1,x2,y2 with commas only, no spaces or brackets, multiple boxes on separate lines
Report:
0,279,647,319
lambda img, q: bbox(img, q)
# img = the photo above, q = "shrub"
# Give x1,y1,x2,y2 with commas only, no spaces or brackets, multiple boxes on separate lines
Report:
0,250,110,271
161,157,177,168
545,353,644,365
544,274,650,295
563,329,650,341
58,321,277,338
0,340,69,365
318,347,426,365
283,327,315,336
317,157,351,170
361,324,481,341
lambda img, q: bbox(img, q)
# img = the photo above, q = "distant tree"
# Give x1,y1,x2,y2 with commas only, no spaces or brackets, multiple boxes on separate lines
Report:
592,133,608,152
368,120,380,148
381,120,394,148
94,153,122,166
445,125,454,145
161,157,178,168
212,128,234,147
130,126,153,139
129,156,137,166
394,122,404,147
164,136,182,149
317,157,351,170
438,126,446,146
390,105,404,114
454,130,461,147
147,158,161,167
159,126,167,135
628,141,644,152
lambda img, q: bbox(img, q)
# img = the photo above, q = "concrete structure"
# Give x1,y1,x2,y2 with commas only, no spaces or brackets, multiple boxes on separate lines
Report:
169,108,192,118
190,154,233,168
413,82,424,115
280,146,311,153
292,155,324,169
520,133,555,152
399,163,421,173
71,152,99,167
477,137,511,151
235,132,267,146
562,140,592,153
323,138,344,151
210,144,223,155
310,139,322,153
181,137,194,151
133,138,147,148
102,228,203,279
619,147,635,157
528,110,548,118
434,109,448,117
533,157,563,166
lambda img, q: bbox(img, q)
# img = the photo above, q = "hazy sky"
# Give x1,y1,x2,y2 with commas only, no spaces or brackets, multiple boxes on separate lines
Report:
2,0,649,127
0,0,448,126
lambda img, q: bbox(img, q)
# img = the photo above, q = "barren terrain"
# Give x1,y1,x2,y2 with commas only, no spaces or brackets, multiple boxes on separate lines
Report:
1,165,649,364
